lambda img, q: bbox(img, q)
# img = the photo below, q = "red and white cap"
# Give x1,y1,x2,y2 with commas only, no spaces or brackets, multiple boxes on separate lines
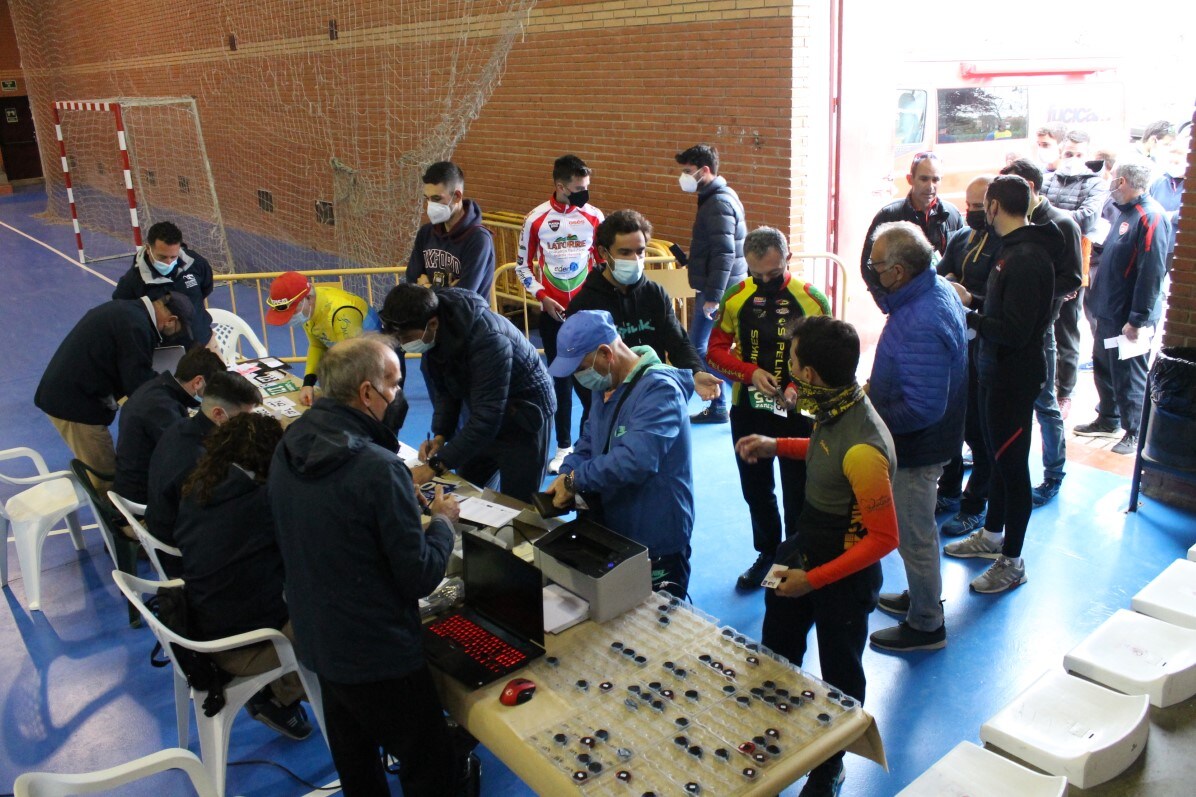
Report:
265,271,312,325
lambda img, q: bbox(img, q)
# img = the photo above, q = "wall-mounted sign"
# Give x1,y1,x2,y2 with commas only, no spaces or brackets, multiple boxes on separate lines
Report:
1,79,17,92
5,108,18,123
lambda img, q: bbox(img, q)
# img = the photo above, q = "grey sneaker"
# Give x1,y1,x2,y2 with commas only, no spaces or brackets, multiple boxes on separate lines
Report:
877,590,910,617
1111,432,1138,456
943,530,1002,559
971,556,1027,594
942,511,985,537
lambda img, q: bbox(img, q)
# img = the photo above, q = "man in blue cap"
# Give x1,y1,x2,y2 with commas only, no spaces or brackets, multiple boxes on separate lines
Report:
545,310,696,598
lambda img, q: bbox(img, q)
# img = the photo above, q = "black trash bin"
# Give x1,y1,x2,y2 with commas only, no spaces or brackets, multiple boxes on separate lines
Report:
1145,347,1196,470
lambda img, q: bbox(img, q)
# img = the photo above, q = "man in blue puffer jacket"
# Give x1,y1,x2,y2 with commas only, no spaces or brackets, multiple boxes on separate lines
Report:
864,221,967,654
545,310,696,598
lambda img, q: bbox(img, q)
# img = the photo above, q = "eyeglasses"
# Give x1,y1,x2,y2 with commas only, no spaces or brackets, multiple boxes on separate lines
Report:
866,257,893,273
909,151,938,173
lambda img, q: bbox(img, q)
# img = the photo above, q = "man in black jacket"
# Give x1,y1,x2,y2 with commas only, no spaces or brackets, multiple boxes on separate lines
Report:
35,293,193,493
567,209,722,401
112,346,224,505
944,175,1060,596
145,370,262,551
1000,159,1082,507
860,151,963,302
112,221,214,347
676,143,747,423
383,285,556,503
271,336,467,797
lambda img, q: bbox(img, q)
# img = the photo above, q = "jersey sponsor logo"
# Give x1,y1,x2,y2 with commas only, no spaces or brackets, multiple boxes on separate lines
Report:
1119,221,1130,236
775,298,790,306
776,307,789,315
753,296,766,305
183,274,199,289
567,218,592,227
546,235,588,251
615,425,627,438
548,219,561,232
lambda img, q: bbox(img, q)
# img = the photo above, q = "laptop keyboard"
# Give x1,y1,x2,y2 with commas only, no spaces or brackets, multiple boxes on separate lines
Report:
427,615,528,673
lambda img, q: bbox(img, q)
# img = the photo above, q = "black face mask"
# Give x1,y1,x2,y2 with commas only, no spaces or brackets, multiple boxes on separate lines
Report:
380,391,410,437
753,274,784,292
567,188,590,207
966,209,987,231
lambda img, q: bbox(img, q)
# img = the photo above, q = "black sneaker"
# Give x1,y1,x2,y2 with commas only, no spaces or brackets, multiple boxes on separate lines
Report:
877,590,910,617
247,694,312,740
1111,432,1138,456
690,404,729,424
799,757,845,796
1031,477,1063,507
736,552,774,591
869,621,947,652
1073,419,1121,438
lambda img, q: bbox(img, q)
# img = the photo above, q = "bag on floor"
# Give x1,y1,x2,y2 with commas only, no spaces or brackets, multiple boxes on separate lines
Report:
147,585,233,716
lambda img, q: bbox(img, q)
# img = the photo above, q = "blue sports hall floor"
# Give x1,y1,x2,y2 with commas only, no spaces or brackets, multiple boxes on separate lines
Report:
2,183,1194,795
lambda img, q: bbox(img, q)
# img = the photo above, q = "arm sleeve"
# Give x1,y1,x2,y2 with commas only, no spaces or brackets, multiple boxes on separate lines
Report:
405,233,424,283
1055,219,1083,298
302,325,326,381
118,329,160,400
807,444,899,589
112,266,144,300
869,330,954,435
516,213,546,300
435,334,513,470
1128,210,1170,328
454,229,495,295
195,253,214,298
658,286,704,372
329,305,365,344
378,459,454,599
1072,180,1110,234
560,400,594,475
701,199,738,297
775,438,810,460
572,379,683,493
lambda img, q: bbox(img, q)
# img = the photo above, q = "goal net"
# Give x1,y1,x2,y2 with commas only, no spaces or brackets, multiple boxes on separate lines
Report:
53,98,235,271
13,0,537,295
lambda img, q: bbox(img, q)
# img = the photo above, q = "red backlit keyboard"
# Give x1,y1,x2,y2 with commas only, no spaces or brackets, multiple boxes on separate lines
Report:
427,615,528,673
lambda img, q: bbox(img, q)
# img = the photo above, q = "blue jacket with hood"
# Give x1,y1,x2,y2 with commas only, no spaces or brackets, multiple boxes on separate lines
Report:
561,347,695,558
869,266,968,469
269,399,454,683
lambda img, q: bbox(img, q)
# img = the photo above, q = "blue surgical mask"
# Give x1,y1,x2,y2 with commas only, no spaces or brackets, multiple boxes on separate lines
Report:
152,258,177,276
611,257,644,285
575,354,613,391
400,323,436,354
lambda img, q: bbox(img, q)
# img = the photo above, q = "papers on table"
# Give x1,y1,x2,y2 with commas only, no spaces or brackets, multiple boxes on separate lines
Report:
397,441,421,468
1104,325,1154,361
457,496,522,528
543,583,590,634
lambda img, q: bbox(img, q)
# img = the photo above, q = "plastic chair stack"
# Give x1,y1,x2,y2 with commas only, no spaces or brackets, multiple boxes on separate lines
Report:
896,741,1066,797
208,308,268,365
1065,608,1196,708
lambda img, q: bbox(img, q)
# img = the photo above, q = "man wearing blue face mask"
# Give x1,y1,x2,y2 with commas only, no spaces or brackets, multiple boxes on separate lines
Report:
566,209,723,402
113,220,214,347
381,283,555,503
545,310,696,597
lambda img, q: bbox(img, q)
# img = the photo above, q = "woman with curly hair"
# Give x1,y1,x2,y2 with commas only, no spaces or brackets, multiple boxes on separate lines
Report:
175,411,311,740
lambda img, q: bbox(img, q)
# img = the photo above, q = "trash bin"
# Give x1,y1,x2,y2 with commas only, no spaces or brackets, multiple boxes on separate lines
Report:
1145,347,1196,470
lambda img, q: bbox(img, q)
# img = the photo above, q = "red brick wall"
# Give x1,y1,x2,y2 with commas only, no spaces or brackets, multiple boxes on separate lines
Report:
6,0,817,264
1161,105,1196,349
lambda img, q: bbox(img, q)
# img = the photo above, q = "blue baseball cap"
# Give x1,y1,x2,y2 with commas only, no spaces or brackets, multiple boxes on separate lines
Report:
548,310,619,377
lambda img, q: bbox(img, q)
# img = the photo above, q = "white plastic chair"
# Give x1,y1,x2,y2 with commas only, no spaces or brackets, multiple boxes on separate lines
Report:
208,308,268,365
896,741,1066,797
112,571,326,797
1065,608,1196,708
1131,558,1196,630
979,669,1149,789
1189,542,1196,562
1,447,88,612
13,747,221,796
109,491,180,582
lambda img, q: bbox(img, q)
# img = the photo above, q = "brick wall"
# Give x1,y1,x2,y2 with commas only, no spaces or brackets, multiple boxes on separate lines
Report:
5,0,819,264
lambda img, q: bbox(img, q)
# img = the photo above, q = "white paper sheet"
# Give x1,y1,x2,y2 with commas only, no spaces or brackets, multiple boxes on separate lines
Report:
457,496,522,528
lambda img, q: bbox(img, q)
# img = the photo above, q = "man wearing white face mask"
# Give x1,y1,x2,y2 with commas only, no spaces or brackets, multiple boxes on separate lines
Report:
113,220,214,347
545,310,696,597
265,271,383,406
406,161,495,296
566,210,723,402
517,155,605,473
675,143,747,424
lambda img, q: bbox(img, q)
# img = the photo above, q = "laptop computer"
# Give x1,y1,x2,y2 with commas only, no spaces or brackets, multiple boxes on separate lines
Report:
423,532,546,689
152,345,186,374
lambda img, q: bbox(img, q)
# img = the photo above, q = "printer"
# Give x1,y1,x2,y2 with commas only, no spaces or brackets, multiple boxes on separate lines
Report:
533,517,651,623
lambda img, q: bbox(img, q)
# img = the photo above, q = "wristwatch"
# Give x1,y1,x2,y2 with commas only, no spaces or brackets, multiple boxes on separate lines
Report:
427,454,448,476
563,471,577,493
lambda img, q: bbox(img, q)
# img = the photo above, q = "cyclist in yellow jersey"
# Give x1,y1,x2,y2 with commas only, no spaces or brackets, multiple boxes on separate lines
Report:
266,271,382,405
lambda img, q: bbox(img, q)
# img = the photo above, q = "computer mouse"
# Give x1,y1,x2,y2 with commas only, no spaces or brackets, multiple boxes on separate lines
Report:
500,677,536,706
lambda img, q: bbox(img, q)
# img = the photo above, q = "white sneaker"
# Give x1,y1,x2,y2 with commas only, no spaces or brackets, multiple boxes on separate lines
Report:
548,447,572,474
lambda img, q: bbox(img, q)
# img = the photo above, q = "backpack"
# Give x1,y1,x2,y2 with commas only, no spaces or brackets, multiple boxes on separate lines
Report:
148,585,233,717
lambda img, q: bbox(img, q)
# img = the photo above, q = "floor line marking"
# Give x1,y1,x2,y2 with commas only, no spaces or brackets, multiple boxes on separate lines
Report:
0,219,117,286
301,780,341,796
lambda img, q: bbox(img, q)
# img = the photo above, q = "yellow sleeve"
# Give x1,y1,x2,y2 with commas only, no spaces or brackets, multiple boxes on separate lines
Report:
303,323,326,380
